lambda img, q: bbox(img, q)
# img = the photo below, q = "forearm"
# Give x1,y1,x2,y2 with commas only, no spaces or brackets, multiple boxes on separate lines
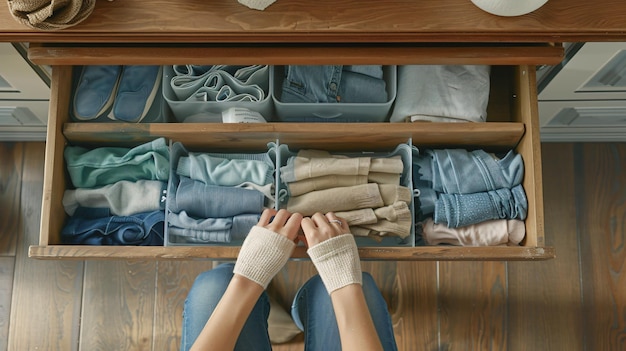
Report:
190,274,264,351
331,283,384,351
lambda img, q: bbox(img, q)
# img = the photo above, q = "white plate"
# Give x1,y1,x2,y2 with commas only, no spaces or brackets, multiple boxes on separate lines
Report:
471,0,548,16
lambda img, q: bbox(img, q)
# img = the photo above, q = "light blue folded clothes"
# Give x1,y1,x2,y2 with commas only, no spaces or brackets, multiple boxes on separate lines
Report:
176,152,274,187
433,184,528,228
167,211,259,243
414,149,524,194
64,137,170,188
168,176,265,219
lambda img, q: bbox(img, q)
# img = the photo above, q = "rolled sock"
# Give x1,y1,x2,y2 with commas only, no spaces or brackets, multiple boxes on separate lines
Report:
378,184,413,205
234,226,295,289
288,175,368,196
281,156,371,183
307,234,362,294
373,201,410,221
421,218,526,246
368,172,401,185
286,183,384,216
362,204,412,239
334,208,378,225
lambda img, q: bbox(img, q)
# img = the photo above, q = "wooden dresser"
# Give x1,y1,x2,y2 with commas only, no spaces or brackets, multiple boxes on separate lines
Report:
1,0,626,261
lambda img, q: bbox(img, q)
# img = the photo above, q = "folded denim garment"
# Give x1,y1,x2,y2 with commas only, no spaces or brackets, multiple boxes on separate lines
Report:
73,65,122,121
61,208,164,246
169,176,265,219
64,137,170,188
168,211,260,243
109,65,163,123
434,184,528,228
63,180,166,216
390,65,490,123
414,149,524,194
280,65,387,104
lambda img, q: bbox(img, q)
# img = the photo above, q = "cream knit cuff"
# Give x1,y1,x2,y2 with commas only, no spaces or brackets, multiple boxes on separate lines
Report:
307,234,362,294
234,226,295,289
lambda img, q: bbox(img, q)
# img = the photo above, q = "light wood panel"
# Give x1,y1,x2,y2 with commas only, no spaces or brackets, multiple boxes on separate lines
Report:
153,261,215,350
79,261,156,351
2,0,626,42
507,143,584,350
576,143,626,351
8,142,84,351
0,142,23,256
439,262,508,350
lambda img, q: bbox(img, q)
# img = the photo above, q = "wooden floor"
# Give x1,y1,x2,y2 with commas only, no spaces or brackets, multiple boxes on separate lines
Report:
0,142,625,351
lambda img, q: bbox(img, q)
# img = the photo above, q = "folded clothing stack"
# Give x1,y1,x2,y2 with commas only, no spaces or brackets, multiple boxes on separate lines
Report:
61,138,170,245
413,148,527,246
280,149,412,241
166,142,276,244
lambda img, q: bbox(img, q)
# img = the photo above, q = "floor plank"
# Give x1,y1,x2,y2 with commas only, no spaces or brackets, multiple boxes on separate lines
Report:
0,142,24,256
8,142,84,351
576,143,626,351
153,261,214,350
391,261,439,351
79,261,156,351
507,143,584,350
439,261,508,350
0,257,15,351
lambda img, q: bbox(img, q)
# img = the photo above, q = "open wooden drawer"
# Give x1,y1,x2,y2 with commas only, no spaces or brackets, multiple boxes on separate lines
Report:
28,45,557,261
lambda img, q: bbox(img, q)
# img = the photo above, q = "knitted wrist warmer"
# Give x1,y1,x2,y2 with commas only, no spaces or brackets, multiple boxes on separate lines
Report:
234,226,295,289
307,234,362,294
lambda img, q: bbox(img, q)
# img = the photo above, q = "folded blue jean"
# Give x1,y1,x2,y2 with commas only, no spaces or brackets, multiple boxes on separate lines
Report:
414,149,524,194
433,184,528,228
61,207,164,245
168,211,260,243
169,176,265,219
64,137,170,188
280,65,387,104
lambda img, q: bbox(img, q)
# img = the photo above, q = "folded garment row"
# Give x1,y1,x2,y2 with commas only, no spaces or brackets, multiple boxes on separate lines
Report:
59,137,527,248
412,148,528,247
70,64,490,124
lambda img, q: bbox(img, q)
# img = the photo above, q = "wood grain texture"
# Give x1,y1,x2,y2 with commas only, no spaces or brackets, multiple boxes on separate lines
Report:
391,262,439,351
507,143,584,350
8,142,84,351
0,142,23,256
439,261,508,350
2,0,626,42
0,257,15,351
576,143,626,351
153,261,214,350
80,260,156,351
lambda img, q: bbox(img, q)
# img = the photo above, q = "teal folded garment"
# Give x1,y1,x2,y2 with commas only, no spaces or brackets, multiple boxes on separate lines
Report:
64,137,170,188
176,152,273,187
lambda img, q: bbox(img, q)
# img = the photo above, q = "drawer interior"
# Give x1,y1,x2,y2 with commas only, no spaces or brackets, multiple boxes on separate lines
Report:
33,64,549,260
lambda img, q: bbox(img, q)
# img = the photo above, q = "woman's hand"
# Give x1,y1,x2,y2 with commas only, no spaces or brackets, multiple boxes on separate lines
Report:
258,208,303,242
300,212,350,247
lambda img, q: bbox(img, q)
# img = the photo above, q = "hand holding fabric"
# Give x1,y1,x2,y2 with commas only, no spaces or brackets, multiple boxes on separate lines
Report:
233,209,302,289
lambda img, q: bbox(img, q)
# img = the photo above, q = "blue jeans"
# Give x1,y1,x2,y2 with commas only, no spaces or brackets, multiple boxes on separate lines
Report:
181,263,398,351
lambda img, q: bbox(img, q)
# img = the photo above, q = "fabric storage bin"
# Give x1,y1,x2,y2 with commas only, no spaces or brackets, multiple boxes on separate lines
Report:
272,65,397,122
70,66,167,123
162,65,274,123
276,141,415,247
165,140,279,246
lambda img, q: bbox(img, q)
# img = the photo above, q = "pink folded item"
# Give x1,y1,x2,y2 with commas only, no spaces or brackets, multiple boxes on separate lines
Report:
421,218,525,246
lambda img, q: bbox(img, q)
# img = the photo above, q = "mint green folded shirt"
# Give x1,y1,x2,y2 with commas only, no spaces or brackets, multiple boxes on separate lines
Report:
64,137,170,188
